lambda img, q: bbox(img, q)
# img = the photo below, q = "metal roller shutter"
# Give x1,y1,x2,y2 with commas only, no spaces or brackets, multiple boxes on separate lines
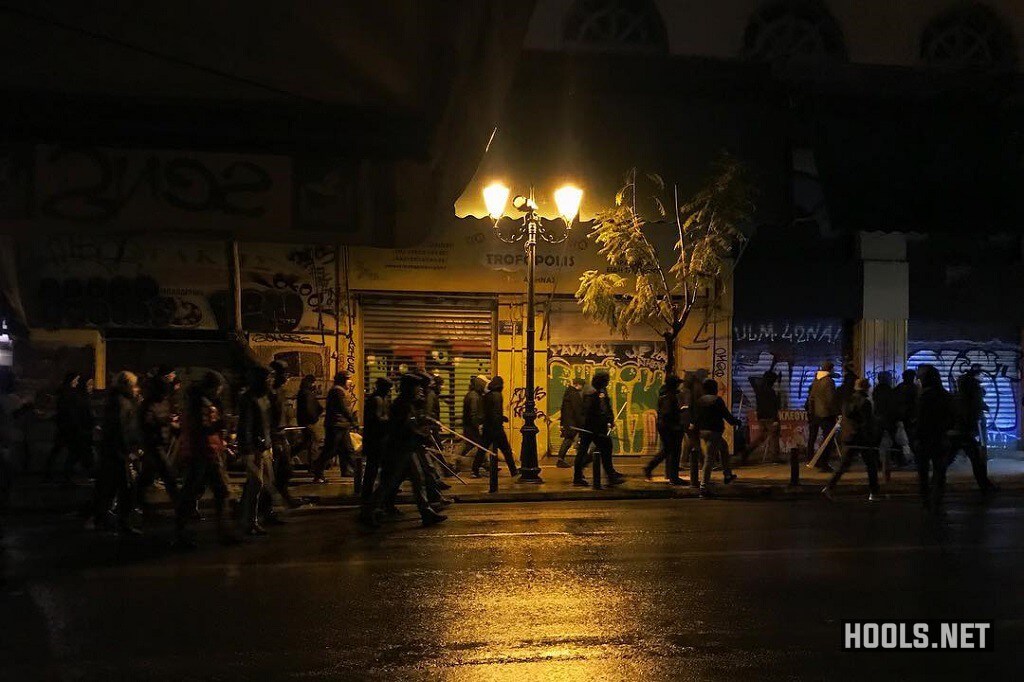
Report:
361,297,495,431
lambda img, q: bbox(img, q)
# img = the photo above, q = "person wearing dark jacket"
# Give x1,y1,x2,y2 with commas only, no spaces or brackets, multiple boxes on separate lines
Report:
952,369,996,494
643,375,686,484
260,361,296,515
46,372,95,483
359,378,392,511
475,376,518,478
894,369,919,459
92,371,140,533
823,379,880,500
695,379,741,492
310,371,358,483
135,368,180,510
805,361,840,471
174,372,235,547
573,371,623,487
914,364,954,510
237,367,275,535
556,378,586,468
744,370,781,464
456,375,487,463
418,372,451,490
871,371,903,468
362,373,446,527
295,375,322,464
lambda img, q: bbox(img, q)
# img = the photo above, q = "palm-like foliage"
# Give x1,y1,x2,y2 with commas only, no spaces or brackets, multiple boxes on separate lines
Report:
575,154,753,375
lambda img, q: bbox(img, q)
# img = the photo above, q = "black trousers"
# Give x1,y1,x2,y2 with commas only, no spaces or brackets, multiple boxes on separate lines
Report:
807,416,839,466
175,455,231,533
360,435,386,505
312,428,354,477
645,427,683,481
955,434,993,491
474,429,517,475
135,445,179,507
93,456,131,526
826,438,880,494
916,438,949,508
556,433,577,461
574,432,613,481
375,447,433,519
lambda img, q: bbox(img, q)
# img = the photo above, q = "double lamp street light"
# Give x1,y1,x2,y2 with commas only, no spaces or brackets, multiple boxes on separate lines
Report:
483,181,584,483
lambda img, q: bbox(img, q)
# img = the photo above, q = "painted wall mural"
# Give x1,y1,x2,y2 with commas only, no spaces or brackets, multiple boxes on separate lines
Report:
23,236,227,330
907,341,1021,447
548,343,665,455
731,319,846,433
239,243,339,333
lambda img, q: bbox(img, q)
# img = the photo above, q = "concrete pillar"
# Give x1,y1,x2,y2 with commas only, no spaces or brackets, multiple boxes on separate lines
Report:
857,232,908,382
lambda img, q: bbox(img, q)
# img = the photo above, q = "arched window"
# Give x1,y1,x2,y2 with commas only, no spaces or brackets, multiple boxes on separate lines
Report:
563,0,668,53
743,1,847,63
921,3,1016,69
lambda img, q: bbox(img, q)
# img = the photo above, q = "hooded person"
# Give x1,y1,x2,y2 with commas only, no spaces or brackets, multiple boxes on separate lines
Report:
643,375,686,483
914,364,954,510
744,369,781,465
476,376,519,478
310,371,358,483
456,375,487,464
135,367,180,512
573,371,624,487
92,370,140,534
362,373,446,527
175,372,236,547
236,366,278,535
805,361,840,471
46,372,95,483
823,378,881,501
952,370,997,494
295,374,323,463
556,377,586,468
259,361,298,515
360,377,392,509
694,378,741,493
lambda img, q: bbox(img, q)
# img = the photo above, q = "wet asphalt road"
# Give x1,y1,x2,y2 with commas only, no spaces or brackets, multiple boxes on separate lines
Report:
1,496,1022,680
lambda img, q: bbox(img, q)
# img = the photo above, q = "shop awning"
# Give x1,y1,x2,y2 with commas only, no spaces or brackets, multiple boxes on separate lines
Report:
455,54,791,225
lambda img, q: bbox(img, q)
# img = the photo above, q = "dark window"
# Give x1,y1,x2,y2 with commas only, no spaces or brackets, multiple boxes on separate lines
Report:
743,1,847,63
563,0,668,53
921,3,1016,69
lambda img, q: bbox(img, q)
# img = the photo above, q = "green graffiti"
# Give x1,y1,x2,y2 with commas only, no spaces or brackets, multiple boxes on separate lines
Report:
548,344,664,455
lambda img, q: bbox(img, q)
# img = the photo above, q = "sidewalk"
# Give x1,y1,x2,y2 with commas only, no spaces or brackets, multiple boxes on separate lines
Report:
6,454,1024,513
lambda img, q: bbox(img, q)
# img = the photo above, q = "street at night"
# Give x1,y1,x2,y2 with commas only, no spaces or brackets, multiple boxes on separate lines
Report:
2,497,1020,679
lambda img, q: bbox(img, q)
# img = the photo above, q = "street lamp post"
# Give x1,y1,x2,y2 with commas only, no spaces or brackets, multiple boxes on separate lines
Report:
483,183,583,483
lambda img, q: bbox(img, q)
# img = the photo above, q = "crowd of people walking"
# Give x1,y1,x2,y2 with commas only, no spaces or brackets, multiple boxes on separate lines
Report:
0,355,1005,545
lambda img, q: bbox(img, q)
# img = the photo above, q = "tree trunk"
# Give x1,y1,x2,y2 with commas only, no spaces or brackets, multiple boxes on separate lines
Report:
663,331,677,377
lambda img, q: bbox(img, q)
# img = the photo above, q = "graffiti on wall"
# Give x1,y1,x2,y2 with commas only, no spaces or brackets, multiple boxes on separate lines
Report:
26,236,226,329
548,343,665,455
731,319,845,430
240,244,338,333
907,342,1021,446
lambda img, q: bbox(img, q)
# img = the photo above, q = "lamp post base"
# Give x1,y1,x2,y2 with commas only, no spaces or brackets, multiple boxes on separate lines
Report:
517,468,543,484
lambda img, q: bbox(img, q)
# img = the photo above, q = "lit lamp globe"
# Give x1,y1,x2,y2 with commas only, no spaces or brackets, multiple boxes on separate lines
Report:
482,182,510,219
554,184,583,224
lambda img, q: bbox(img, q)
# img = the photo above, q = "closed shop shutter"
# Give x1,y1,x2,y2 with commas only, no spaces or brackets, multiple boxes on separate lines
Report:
908,321,1021,450
361,297,495,431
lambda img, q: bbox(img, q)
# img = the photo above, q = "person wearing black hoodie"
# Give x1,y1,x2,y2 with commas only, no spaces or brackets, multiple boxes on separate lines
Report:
556,378,585,468
457,375,487,463
92,371,140,534
823,378,880,501
695,378,741,493
237,367,275,536
46,372,95,483
135,367,180,511
295,374,323,464
310,371,358,483
643,375,685,484
573,371,624,487
915,364,954,510
360,377,392,507
362,373,446,527
476,376,518,478
953,369,997,495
